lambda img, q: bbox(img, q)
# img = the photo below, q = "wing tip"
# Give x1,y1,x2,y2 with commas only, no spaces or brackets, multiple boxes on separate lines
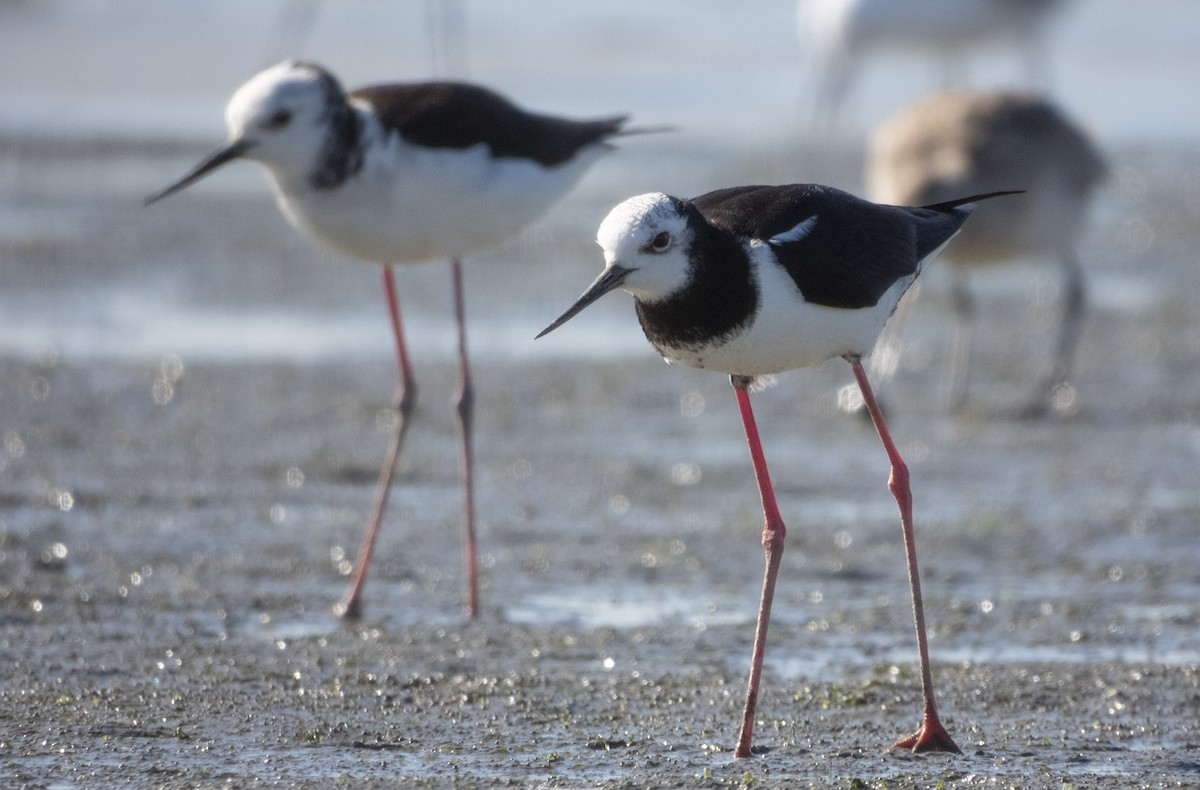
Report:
921,189,1026,213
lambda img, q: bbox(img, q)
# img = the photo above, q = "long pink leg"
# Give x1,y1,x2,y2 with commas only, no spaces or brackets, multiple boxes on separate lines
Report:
848,355,960,754
450,260,479,619
731,375,787,758
336,265,418,620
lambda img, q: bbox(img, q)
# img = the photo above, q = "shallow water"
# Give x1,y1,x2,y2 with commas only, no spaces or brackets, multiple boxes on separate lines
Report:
2,1,1200,787
3,0,1200,363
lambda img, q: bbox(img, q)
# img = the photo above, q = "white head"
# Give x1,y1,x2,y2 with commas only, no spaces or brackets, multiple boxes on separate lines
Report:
537,192,699,338
596,193,699,302
222,60,347,170
145,61,351,204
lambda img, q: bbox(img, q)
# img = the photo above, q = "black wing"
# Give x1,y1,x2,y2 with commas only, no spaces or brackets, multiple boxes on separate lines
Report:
694,184,944,309
349,82,626,167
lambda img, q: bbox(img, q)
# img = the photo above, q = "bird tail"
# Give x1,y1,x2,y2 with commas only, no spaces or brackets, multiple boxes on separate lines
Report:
613,123,676,138
921,190,1025,212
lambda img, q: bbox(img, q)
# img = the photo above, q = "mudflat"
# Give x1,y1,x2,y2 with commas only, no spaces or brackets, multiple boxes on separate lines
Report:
2,127,1199,786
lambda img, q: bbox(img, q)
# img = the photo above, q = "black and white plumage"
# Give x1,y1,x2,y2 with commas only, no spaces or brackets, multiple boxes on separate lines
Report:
146,60,633,621
539,184,1017,758
145,60,627,264
539,184,991,375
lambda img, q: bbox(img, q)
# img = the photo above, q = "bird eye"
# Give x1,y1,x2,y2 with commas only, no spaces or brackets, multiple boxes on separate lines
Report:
263,110,293,130
650,231,670,252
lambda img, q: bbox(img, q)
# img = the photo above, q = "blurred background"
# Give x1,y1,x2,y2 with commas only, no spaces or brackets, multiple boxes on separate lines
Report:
2,0,1197,363
1,1,1199,782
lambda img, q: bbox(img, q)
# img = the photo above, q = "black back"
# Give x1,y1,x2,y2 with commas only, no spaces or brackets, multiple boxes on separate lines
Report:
350,82,627,167
693,184,970,309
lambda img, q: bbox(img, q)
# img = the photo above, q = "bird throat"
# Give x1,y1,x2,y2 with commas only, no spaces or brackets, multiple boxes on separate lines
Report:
308,101,366,190
634,228,758,357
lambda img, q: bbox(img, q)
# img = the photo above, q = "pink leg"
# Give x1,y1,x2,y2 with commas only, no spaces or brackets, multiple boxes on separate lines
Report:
336,265,418,620
848,356,960,754
450,260,479,619
731,376,787,758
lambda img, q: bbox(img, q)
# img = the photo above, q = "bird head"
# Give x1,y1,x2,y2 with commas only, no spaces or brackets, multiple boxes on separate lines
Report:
145,60,348,205
537,192,698,337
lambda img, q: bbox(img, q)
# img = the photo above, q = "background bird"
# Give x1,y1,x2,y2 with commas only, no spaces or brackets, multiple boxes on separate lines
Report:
867,88,1106,414
146,59,632,619
802,0,1068,122
539,183,1017,757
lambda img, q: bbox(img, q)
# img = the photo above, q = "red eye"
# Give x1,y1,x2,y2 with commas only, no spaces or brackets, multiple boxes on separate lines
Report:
650,231,670,251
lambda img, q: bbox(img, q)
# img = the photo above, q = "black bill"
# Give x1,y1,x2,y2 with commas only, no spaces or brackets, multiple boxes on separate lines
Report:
143,138,256,206
536,265,634,339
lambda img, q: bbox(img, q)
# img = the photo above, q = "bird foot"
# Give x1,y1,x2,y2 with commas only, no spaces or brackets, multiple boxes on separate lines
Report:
333,595,363,621
893,719,962,754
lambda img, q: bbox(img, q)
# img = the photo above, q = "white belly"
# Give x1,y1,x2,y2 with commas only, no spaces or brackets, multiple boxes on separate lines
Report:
654,247,915,376
268,134,610,264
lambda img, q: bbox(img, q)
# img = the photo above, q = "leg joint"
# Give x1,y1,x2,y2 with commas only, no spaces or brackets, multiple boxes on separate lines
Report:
888,457,910,494
394,380,418,416
453,379,474,417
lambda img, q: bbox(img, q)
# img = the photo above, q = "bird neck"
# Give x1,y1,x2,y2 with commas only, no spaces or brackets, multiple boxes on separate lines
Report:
635,225,758,352
306,101,366,191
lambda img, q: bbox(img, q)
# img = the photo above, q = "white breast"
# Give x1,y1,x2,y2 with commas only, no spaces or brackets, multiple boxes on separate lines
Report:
266,113,611,264
658,243,916,376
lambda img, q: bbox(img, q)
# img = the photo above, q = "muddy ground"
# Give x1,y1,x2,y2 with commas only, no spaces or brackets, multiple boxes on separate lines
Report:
2,123,1200,786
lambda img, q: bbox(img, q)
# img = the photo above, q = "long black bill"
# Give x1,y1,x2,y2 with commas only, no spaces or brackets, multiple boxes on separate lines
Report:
535,265,634,339
143,139,255,206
